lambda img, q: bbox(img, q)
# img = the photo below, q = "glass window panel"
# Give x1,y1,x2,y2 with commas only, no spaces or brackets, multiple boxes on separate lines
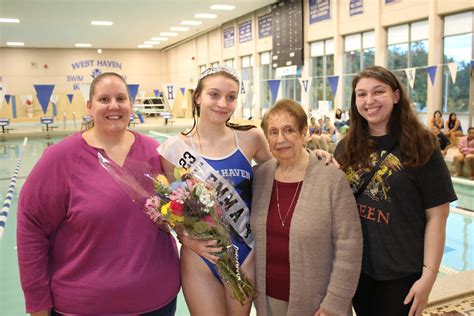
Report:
224,59,234,69
260,52,271,65
411,20,429,41
362,48,375,69
343,75,354,109
444,11,473,36
199,65,207,73
311,41,325,57
345,33,361,52
387,43,408,69
325,39,335,54
410,40,428,67
344,50,361,74
443,33,472,63
211,62,219,67
242,56,251,68
410,68,428,112
388,24,409,45
363,31,375,48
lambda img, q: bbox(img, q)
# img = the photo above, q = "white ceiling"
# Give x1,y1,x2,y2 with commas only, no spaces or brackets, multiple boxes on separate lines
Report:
0,0,276,49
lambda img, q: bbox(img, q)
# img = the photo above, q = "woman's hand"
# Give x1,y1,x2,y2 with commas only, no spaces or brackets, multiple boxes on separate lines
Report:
404,273,436,316
313,149,340,168
178,233,222,264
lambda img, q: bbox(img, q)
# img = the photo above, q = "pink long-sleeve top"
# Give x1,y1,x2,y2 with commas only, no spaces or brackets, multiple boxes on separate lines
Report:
458,136,474,155
17,131,180,314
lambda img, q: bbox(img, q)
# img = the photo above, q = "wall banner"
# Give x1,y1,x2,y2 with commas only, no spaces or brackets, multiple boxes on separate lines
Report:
239,20,252,43
349,0,363,16
258,13,272,38
223,27,235,48
309,0,330,24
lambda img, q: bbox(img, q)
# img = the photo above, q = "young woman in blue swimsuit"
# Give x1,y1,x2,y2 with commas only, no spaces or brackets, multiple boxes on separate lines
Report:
160,65,272,315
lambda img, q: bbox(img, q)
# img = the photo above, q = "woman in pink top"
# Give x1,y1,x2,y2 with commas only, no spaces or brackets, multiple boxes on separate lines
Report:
17,73,180,315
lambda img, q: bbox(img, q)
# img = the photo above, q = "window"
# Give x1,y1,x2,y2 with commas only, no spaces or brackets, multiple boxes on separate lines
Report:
241,55,254,118
211,61,219,67
199,64,207,74
224,58,234,69
387,20,429,111
442,11,472,114
310,39,335,111
260,51,274,116
343,31,375,106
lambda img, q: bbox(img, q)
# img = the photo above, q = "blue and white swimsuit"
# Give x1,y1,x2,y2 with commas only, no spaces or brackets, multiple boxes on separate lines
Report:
190,130,253,281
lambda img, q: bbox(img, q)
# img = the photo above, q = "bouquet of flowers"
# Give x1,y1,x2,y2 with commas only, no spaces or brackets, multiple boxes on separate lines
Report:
144,168,254,305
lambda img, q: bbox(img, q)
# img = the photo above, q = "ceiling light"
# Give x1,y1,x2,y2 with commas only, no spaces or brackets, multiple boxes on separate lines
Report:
97,48,102,54
6,42,24,46
75,43,92,47
170,26,189,31
151,37,168,41
0,18,20,23
91,21,113,26
210,4,235,10
194,13,217,19
160,32,178,36
138,44,153,48
181,20,202,26
144,41,160,45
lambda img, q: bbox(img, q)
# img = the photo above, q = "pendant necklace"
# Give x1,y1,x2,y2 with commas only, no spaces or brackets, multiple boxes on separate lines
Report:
275,180,301,227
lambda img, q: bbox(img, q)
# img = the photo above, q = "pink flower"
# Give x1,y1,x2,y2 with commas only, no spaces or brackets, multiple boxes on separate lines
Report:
145,196,163,223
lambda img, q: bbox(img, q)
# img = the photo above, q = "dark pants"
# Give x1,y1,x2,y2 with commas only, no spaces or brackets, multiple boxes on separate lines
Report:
353,272,421,316
51,297,177,316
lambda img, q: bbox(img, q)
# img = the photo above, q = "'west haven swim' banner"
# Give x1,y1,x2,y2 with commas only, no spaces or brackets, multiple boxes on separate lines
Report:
158,137,254,249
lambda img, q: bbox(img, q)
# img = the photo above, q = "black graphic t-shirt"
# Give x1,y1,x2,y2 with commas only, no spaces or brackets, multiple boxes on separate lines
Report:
335,135,457,280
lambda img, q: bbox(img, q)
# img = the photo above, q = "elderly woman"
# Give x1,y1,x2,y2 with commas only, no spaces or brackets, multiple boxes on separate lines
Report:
251,99,363,316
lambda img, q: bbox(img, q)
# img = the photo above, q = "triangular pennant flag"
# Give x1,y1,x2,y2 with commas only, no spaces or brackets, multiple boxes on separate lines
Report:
34,84,55,114
12,96,17,118
5,94,11,104
327,76,339,97
447,63,457,84
240,80,249,96
0,84,6,111
405,68,416,89
268,80,281,103
180,87,186,96
127,84,140,104
298,78,312,94
426,66,437,86
154,89,160,97
67,94,74,103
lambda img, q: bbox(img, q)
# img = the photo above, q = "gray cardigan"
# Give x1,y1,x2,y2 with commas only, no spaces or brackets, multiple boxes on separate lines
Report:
251,153,363,316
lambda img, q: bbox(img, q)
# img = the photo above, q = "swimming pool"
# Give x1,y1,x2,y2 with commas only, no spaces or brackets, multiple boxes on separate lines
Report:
0,135,473,314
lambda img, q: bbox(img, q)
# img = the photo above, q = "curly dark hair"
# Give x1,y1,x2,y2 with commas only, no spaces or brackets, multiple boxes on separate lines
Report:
339,66,437,170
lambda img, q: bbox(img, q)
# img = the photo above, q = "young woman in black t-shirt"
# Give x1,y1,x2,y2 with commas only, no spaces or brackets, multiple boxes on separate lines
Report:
335,66,456,316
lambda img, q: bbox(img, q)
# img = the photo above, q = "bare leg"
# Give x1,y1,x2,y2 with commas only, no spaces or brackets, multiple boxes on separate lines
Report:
465,154,474,180
453,154,464,177
224,251,254,315
181,247,227,315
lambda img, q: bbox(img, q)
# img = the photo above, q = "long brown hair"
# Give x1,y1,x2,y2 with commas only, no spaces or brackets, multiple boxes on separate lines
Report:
339,66,437,170
183,68,255,135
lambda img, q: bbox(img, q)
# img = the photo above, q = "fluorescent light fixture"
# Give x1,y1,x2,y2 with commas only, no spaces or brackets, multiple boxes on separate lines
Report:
144,41,160,45
160,32,178,36
210,4,235,10
6,42,24,46
170,26,189,31
75,43,92,47
137,44,153,48
91,20,113,26
97,48,102,54
0,18,20,23
181,20,202,26
194,13,217,19
151,37,168,41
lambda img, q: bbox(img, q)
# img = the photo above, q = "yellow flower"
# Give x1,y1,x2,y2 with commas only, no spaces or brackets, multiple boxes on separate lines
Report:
156,174,170,186
161,202,171,216
173,167,188,180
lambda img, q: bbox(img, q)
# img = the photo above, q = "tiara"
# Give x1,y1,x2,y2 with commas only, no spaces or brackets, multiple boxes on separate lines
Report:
198,64,240,82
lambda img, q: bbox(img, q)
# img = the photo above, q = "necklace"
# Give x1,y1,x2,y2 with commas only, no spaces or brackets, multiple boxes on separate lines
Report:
275,180,301,227
196,127,204,155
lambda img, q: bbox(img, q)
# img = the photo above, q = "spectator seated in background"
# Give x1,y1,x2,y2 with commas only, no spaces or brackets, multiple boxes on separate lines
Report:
453,127,474,180
307,116,330,152
429,110,450,151
321,116,336,144
445,112,463,145
334,108,349,135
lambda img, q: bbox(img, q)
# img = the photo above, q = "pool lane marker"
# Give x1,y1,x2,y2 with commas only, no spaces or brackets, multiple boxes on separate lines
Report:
0,137,28,240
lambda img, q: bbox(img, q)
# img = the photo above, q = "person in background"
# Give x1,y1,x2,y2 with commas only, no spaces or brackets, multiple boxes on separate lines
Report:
334,108,350,133
322,115,337,143
445,112,463,145
429,110,450,151
334,66,456,316
453,127,474,180
307,116,329,151
17,72,180,316
251,99,362,316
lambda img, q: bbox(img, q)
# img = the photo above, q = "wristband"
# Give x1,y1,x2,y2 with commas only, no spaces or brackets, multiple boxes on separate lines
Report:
423,264,438,273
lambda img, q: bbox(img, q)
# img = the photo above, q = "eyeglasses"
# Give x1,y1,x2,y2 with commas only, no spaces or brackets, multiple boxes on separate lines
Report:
267,126,298,139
